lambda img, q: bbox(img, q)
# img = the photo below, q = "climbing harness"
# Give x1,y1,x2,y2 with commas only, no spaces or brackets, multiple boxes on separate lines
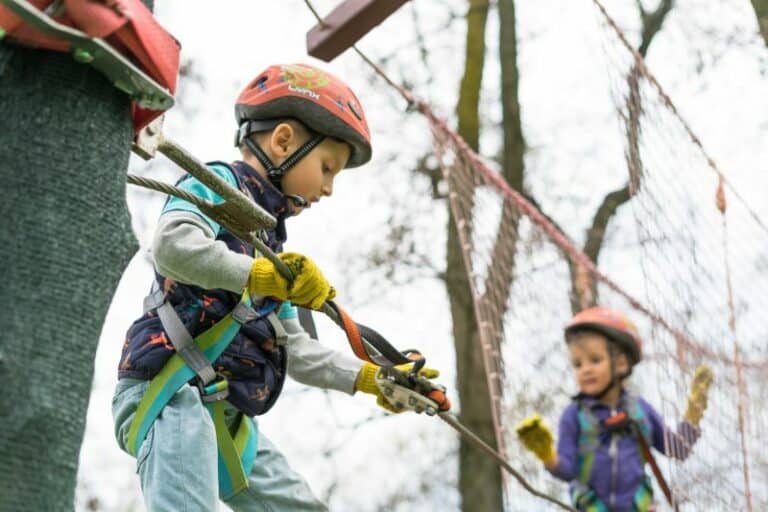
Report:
128,119,576,511
0,0,178,131
575,395,678,511
126,287,284,498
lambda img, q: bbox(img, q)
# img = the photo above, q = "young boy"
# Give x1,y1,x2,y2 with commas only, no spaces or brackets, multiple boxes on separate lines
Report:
516,306,712,511
112,63,439,511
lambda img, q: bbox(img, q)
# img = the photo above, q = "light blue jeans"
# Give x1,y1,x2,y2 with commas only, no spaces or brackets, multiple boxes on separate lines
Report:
113,379,327,512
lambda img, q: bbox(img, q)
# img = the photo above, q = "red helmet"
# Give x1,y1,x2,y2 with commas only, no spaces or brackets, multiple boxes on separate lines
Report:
564,306,642,366
235,63,371,168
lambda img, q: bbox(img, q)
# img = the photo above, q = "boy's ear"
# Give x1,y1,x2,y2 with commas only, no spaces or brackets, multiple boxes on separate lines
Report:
269,122,295,156
615,351,630,375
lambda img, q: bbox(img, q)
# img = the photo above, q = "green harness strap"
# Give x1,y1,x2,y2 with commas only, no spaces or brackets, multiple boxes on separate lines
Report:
208,399,258,499
573,396,654,512
126,290,260,499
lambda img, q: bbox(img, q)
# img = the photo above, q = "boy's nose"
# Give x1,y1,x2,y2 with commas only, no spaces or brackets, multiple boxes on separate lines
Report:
321,183,333,196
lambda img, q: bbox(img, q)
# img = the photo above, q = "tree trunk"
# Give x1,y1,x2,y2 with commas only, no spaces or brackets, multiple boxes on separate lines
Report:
488,0,525,335
0,41,137,510
451,1,505,511
750,0,768,47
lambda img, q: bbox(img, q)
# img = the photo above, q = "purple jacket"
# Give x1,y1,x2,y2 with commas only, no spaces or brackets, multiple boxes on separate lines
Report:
548,392,699,511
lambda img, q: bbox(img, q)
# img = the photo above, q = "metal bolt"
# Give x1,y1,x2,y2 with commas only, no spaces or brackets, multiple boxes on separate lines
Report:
73,48,94,63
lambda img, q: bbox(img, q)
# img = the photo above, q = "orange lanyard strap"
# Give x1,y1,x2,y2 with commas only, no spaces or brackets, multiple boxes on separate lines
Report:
633,424,678,511
325,300,414,367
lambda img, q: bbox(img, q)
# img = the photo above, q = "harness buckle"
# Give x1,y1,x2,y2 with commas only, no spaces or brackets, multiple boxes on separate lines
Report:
142,286,166,313
603,411,633,434
232,302,259,324
197,372,230,402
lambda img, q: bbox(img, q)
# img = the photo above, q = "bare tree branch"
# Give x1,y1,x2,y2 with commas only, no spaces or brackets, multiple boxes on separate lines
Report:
583,185,632,264
751,0,768,47
637,0,674,57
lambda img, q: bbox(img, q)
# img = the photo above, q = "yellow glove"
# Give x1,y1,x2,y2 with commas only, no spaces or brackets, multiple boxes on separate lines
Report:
516,414,557,466
355,361,440,413
683,364,713,426
248,252,335,310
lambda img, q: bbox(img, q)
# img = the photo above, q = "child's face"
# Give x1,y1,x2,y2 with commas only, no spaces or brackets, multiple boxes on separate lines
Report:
568,332,621,396
280,138,351,216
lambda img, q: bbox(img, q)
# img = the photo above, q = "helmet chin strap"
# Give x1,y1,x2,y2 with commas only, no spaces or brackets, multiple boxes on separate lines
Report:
242,132,325,209
284,194,308,208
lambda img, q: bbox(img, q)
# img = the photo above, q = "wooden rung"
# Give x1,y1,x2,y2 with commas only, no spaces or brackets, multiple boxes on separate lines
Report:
306,0,409,62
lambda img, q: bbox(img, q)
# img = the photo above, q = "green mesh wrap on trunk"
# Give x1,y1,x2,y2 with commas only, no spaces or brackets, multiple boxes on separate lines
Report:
0,45,138,511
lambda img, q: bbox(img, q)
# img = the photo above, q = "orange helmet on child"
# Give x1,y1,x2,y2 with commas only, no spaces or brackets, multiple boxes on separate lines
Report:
234,63,372,168
564,306,643,366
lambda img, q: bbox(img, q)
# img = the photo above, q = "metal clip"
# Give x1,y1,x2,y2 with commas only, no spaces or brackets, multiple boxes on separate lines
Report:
197,373,230,403
374,367,443,416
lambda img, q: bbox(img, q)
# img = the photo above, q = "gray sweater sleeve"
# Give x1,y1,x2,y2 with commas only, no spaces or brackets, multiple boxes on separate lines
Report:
282,317,363,395
152,210,362,393
152,211,253,292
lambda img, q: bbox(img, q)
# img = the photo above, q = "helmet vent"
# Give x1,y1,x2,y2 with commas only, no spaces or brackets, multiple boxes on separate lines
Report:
251,75,269,90
348,100,363,121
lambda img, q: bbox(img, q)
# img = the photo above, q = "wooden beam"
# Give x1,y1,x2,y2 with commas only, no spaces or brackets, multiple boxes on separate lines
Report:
306,0,410,62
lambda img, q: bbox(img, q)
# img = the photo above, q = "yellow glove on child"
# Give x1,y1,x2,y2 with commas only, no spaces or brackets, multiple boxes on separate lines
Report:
248,252,335,310
516,414,557,466
683,364,713,426
355,361,440,413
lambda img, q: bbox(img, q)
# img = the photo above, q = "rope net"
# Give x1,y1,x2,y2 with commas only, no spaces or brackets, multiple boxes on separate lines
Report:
419,2,768,509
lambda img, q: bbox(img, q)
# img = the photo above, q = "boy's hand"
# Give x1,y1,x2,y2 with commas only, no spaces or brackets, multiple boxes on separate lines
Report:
683,364,714,426
248,252,335,310
516,414,557,467
355,361,440,413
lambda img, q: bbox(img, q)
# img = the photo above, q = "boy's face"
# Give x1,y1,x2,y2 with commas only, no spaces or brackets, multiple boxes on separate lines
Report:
567,332,626,396
280,137,350,216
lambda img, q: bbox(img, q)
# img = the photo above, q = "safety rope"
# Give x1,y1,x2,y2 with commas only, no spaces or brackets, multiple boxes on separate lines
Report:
439,413,574,511
716,178,753,512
